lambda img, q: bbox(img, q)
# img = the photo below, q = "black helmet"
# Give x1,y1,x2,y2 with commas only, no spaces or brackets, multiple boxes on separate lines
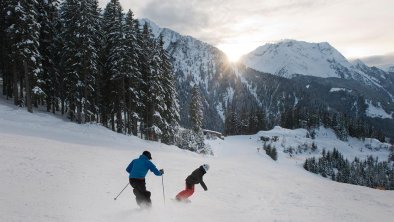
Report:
142,151,152,160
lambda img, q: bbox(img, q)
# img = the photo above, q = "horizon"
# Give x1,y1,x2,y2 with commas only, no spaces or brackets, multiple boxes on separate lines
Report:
99,0,394,64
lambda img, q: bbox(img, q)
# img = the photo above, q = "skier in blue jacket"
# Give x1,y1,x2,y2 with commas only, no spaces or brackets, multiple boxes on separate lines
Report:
126,151,163,207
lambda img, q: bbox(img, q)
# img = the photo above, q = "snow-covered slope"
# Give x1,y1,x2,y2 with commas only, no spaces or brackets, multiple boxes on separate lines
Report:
256,126,391,161
1,99,394,222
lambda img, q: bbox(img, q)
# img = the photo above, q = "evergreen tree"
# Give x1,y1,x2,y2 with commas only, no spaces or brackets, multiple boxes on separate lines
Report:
188,85,207,152
264,144,278,161
139,22,155,139
149,36,166,140
158,35,180,144
123,10,142,135
333,113,348,141
0,0,11,98
103,0,126,132
37,0,60,113
7,0,42,112
190,85,203,133
389,145,394,162
61,0,100,123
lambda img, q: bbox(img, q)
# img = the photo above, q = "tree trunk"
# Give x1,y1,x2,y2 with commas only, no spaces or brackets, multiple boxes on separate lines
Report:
19,75,23,105
77,98,82,124
2,68,6,96
83,72,89,123
116,101,122,133
101,112,108,128
116,78,125,133
46,98,51,112
12,63,18,105
111,114,115,131
132,116,138,136
23,61,32,113
6,67,13,99
61,98,65,115
52,97,56,114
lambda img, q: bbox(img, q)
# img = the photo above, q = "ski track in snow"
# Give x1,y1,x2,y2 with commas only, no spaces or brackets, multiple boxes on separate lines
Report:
0,100,393,222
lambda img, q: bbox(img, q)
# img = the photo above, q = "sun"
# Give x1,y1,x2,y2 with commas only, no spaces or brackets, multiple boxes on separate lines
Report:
217,41,259,62
223,50,243,62
217,43,247,62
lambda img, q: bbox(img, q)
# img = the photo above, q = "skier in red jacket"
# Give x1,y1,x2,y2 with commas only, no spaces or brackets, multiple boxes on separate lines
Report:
175,164,209,202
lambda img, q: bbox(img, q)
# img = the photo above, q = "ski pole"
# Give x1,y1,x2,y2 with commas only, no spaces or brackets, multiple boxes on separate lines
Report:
161,175,166,204
114,182,129,200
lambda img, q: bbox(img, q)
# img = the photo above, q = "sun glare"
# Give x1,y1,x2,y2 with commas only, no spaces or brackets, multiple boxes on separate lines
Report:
218,41,262,62
218,44,248,62
224,50,242,62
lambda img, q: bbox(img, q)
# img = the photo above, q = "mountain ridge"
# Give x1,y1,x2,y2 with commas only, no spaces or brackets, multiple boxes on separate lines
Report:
138,19,394,139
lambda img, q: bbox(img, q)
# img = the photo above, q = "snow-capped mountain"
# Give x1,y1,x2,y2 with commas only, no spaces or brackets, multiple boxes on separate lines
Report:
241,40,350,78
384,65,394,73
139,19,394,139
241,40,387,85
142,19,225,84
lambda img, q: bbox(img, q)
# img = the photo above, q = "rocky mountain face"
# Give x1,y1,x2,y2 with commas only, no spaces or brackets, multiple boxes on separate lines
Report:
140,19,256,131
141,20,394,139
241,40,390,87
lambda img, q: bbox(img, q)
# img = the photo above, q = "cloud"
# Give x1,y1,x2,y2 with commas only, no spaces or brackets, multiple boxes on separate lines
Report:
139,0,210,35
360,53,394,67
134,0,332,44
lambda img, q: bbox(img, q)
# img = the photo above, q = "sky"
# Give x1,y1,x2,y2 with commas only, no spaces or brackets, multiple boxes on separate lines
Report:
99,0,394,62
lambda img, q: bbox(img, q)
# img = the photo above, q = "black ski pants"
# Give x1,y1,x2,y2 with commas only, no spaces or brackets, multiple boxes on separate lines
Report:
129,178,151,207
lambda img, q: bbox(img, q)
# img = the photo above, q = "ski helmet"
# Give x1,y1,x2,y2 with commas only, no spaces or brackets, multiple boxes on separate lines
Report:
142,151,152,160
202,164,210,172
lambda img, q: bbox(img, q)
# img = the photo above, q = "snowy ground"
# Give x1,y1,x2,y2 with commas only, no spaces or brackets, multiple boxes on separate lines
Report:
1,99,393,222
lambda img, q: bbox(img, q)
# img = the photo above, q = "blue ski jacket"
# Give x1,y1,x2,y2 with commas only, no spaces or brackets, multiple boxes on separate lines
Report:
126,155,162,178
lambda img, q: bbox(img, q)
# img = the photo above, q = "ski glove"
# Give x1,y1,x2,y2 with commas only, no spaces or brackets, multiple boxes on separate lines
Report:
160,169,164,175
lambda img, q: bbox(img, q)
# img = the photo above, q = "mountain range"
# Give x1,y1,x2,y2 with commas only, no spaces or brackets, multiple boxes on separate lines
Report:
140,19,394,139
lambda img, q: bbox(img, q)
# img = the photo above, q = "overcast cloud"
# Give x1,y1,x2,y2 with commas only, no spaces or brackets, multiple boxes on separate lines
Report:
99,0,394,61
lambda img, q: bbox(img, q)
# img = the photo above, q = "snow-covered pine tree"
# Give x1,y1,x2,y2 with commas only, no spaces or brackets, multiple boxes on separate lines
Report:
102,0,126,133
389,145,394,162
190,85,203,133
7,0,42,112
225,101,240,135
332,113,349,141
123,10,142,135
60,0,100,123
0,0,10,97
132,19,146,136
2,0,17,102
37,0,60,113
158,35,180,145
139,22,161,140
148,35,166,141
61,0,83,121
90,0,102,122
187,85,209,153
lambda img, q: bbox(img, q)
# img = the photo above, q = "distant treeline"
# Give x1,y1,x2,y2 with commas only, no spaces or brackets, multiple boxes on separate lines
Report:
304,148,394,190
225,103,386,143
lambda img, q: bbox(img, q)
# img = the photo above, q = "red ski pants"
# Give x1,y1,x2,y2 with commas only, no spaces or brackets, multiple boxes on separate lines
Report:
176,183,195,200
